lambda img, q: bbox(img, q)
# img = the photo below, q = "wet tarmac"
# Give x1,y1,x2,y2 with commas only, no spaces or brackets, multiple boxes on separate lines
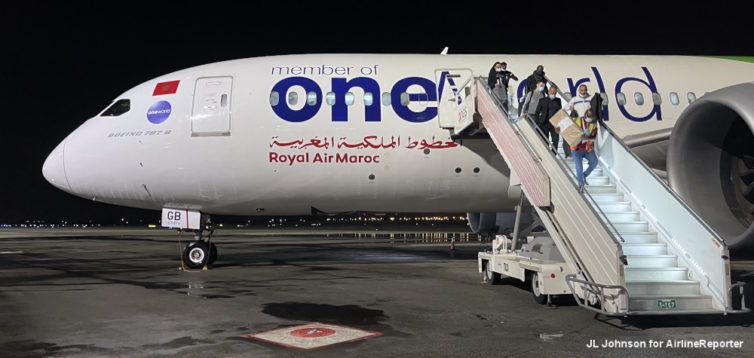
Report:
1,228,753,357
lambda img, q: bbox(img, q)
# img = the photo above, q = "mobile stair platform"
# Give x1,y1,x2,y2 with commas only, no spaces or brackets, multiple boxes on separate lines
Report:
435,69,748,315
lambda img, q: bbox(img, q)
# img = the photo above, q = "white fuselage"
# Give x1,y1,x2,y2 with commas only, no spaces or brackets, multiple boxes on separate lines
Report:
42,54,754,216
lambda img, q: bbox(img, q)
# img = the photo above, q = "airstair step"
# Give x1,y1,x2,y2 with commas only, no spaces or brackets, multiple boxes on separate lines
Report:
585,176,610,185
629,295,714,312
621,243,667,255
560,162,604,176
589,168,604,176
598,202,632,213
625,267,689,281
605,211,641,223
590,193,624,203
626,280,701,295
626,255,677,267
617,232,658,243
585,184,617,194
613,221,649,232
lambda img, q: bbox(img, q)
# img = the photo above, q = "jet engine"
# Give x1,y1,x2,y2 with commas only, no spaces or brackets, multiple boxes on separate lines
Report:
667,83,754,249
467,212,534,235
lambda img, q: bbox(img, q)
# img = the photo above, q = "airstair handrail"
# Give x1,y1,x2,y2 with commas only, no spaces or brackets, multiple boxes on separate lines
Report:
543,79,733,310
565,274,629,316
481,78,626,248
545,78,727,247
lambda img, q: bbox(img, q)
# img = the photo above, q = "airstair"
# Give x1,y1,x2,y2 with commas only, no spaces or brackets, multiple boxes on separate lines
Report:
435,69,747,315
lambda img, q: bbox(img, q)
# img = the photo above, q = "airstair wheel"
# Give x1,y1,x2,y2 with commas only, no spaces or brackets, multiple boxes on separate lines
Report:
528,272,547,304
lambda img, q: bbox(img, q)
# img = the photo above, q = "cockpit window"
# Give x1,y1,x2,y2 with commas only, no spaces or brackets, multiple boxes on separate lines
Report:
101,99,130,116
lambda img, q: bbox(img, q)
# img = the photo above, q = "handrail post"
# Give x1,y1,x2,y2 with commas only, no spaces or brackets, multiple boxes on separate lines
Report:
510,191,525,251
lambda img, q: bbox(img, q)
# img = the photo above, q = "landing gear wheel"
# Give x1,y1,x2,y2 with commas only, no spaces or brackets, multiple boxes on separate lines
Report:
183,241,209,269
529,272,547,304
207,243,218,265
484,261,502,285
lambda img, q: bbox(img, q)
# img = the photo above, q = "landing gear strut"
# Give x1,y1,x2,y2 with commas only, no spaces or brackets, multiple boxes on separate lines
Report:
181,220,218,269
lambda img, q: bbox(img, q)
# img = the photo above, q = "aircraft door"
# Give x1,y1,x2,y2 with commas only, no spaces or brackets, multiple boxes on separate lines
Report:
191,77,232,136
435,69,475,134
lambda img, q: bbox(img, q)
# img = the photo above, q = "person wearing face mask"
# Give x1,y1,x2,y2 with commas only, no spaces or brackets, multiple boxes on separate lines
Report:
522,81,547,121
568,84,594,118
497,62,518,89
525,65,546,95
534,85,562,152
570,108,599,193
488,62,517,111
488,62,508,109
521,65,546,112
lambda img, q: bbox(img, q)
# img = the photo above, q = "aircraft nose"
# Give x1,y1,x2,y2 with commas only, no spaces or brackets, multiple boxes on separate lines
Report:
42,140,71,192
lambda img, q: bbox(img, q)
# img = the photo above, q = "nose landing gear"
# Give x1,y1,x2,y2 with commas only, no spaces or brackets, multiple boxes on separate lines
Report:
181,227,218,270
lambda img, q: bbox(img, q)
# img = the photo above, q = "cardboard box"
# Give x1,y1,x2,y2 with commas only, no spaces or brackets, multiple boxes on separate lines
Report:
549,109,583,147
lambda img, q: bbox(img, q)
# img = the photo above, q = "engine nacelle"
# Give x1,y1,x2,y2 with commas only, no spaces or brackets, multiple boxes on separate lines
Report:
667,83,754,249
467,212,534,235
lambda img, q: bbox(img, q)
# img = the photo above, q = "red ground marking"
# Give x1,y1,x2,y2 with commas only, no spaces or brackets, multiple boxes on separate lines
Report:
290,328,336,338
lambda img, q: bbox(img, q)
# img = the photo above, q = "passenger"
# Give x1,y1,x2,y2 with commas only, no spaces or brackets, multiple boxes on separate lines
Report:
487,62,507,109
570,108,599,193
487,62,502,90
568,84,593,117
534,85,562,152
489,62,517,111
521,65,546,112
522,81,546,122
498,62,518,111
525,65,546,95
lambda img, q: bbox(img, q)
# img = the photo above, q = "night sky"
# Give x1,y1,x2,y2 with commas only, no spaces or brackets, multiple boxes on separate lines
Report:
1,1,752,224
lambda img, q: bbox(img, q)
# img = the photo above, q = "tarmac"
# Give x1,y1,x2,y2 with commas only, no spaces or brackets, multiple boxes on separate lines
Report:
1,227,753,357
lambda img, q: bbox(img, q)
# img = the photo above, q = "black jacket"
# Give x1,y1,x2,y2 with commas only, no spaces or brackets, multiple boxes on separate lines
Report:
488,67,498,89
525,71,546,94
535,96,562,126
590,93,604,122
489,68,518,89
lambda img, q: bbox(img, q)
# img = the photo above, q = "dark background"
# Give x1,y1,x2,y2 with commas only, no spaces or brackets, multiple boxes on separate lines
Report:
1,1,751,225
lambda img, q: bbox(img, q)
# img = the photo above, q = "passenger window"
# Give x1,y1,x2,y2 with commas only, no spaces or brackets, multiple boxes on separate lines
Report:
382,92,391,106
307,91,317,106
326,92,336,106
651,92,661,105
364,92,373,106
687,92,697,104
400,93,410,106
101,99,131,116
634,92,644,105
221,94,228,107
288,92,298,106
599,92,609,105
345,92,355,106
269,92,279,106
616,92,626,106
669,92,679,105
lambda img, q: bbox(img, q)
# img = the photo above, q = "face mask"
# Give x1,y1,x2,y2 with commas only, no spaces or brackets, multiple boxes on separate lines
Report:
579,92,589,98
537,86,545,92
549,94,555,99
585,116,593,122
495,68,503,72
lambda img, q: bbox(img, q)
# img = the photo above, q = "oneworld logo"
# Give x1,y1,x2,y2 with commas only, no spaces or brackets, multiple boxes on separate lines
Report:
270,76,437,123
147,101,172,124
271,66,664,124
